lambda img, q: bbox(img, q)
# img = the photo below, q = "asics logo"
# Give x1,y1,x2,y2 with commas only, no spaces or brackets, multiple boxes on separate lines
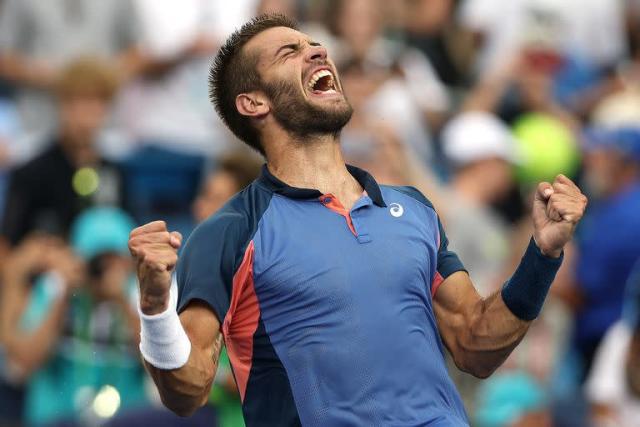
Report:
389,203,404,218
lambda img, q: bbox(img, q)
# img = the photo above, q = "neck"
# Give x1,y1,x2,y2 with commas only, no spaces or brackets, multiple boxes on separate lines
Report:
60,132,98,168
264,130,363,209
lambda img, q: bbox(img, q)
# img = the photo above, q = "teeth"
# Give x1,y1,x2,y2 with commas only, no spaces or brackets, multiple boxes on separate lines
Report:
308,69,334,89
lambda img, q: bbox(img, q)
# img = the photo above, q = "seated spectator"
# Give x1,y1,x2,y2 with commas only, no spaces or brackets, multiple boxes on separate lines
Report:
570,127,640,380
193,151,262,224
586,260,640,427
0,207,144,425
440,111,517,296
0,0,140,151
1,58,124,246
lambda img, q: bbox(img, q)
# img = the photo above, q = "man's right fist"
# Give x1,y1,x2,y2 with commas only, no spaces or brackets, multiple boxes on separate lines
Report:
128,221,182,315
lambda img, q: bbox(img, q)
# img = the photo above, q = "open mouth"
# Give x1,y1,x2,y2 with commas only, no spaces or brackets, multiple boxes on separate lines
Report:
307,69,338,95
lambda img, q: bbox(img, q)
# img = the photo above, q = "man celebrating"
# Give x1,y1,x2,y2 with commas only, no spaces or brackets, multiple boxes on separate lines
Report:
128,14,587,426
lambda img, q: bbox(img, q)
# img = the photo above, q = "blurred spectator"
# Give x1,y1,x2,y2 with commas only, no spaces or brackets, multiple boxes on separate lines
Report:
586,260,640,427
462,51,580,130
192,151,262,224
402,0,470,86
570,127,640,380
459,0,628,78
111,0,258,159
329,0,451,161
1,58,124,246
0,0,140,156
475,372,552,427
0,208,144,425
440,111,516,296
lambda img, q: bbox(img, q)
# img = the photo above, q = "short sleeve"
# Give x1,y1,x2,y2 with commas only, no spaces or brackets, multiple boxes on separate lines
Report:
435,216,466,279
432,215,467,295
176,212,249,323
387,185,466,295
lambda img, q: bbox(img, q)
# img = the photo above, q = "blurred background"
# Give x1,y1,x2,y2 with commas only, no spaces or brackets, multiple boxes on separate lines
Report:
0,0,639,426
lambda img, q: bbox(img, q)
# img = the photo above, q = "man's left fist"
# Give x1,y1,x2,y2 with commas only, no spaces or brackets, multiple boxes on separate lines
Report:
532,174,588,258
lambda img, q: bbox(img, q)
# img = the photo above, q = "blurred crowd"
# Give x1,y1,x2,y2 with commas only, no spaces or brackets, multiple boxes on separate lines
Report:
0,0,639,426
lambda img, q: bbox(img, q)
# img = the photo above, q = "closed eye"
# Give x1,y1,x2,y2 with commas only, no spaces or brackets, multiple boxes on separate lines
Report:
275,43,300,59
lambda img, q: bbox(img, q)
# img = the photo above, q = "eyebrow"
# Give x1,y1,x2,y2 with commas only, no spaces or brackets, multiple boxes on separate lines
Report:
273,40,322,59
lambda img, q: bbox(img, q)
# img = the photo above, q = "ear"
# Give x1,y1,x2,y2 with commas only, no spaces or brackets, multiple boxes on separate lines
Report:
236,92,269,118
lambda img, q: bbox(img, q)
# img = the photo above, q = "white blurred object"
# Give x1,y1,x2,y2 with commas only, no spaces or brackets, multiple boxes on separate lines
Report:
134,0,259,58
442,111,520,165
113,0,260,156
592,89,640,128
585,321,640,427
135,0,201,59
460,0,627,75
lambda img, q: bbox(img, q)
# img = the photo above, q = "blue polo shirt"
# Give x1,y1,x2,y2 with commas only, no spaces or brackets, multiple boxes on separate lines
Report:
177,165,469,426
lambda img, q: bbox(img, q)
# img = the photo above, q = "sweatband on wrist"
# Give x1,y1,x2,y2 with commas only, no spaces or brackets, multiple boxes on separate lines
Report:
501,237,564,321
139,285,191,370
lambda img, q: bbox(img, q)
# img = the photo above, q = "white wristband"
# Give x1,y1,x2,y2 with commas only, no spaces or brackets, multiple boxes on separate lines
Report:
139,284,191,370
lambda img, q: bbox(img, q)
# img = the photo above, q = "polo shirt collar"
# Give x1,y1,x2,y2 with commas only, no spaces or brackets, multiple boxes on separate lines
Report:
258,164,386,207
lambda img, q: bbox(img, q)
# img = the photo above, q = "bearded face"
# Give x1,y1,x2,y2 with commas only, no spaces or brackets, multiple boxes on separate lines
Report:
262,71,353,139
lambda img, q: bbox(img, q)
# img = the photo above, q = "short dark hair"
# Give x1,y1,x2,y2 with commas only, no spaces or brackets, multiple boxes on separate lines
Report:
209,13,299,155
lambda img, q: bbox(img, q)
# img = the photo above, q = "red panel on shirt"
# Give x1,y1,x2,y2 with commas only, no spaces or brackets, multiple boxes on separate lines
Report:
223,241,259,402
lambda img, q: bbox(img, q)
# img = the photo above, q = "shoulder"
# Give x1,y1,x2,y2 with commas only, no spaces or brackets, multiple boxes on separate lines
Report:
9,145,57,183
184,181,274,253
382,185,437,212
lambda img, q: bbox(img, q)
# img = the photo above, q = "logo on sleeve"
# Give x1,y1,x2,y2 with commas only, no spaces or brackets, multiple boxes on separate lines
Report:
389,203,404,218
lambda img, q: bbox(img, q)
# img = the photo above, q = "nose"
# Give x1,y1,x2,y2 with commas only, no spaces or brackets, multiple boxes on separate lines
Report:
305,44,327,63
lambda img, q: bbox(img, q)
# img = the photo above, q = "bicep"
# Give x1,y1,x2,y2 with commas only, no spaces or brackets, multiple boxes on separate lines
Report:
179,299,223,364
432,271,481,351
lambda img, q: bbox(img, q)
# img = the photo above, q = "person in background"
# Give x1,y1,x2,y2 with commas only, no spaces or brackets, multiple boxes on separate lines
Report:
586,260,640,427
328,0,451,162
474,371,552,427
0,208,145,426
111,0,258,159
192,151,261,427
440,111,517,296
192,151,262,225
1,57,124,246
568,127,640,381
0,0,140,153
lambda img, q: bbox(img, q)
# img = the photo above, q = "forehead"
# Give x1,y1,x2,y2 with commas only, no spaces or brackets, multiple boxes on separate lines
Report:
244,26,312,60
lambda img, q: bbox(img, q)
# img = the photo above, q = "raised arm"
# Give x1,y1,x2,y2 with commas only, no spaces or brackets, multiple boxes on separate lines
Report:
434,175,587,378
128,221,222,416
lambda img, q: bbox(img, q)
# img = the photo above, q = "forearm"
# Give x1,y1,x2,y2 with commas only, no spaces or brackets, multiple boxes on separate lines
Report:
440,239,563,378
144,345,219,416
4,290,67,377
137,284,222,416
0,53,56,88
454,292,530,378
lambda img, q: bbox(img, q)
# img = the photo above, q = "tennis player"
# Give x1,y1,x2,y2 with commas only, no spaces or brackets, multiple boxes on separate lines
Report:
128,14,587,426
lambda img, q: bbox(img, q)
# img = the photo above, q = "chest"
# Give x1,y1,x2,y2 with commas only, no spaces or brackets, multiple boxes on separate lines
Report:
251,198,439,318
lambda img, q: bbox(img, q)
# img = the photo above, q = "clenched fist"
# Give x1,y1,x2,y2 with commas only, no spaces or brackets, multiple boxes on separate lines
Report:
532,174,588,258
129,221,182,315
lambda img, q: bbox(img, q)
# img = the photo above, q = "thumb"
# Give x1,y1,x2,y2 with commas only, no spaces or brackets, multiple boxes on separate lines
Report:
535,182,554,203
